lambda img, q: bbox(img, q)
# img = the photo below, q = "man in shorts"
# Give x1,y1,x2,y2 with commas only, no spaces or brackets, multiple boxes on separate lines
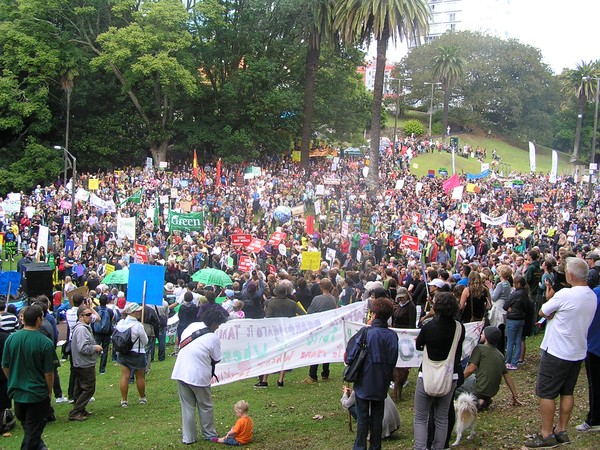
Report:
525,258,597,448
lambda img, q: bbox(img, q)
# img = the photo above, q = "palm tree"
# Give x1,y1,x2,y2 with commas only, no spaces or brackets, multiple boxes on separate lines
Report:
60,66,78,185
432,45,464,143
562,60,599,162
300,0,337,174
334,0,429,191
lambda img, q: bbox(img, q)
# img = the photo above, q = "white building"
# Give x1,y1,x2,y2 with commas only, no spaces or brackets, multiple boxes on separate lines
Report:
410,0,512,47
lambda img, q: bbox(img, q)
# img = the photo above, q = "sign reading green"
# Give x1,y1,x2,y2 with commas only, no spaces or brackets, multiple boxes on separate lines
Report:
167,211,204,232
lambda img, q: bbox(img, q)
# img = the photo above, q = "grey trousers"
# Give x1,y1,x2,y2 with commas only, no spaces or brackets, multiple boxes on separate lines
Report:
413,376,457,450
177,380,217,444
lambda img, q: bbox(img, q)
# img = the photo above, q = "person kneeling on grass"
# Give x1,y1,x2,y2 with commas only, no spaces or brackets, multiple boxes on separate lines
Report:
212,400,254,446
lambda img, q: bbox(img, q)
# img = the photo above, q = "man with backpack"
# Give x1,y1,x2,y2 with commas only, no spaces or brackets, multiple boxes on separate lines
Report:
93,295,115,375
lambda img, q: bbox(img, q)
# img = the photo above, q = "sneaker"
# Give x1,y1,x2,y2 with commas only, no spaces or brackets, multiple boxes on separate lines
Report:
88,397,95,402
321,376,330,382
553,428,570,444
254,381,268,388
55,396,70,404
68,414,88,422
139,397,147,405
302,377,318,384
99,371,106,375
210,437,219,443
524,433,559,448
576,422,600,432
277,380,284,388
83,411,93,417
506,363,518,370
120,400,128,408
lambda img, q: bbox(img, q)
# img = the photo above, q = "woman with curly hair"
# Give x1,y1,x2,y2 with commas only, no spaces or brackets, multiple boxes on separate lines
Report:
459,271,491,323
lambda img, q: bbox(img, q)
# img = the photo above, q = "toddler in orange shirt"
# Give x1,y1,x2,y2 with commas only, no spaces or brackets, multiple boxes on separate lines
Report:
212,400,253,446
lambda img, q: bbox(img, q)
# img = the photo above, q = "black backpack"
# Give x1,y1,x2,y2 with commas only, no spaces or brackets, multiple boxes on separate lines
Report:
112,327,139,355
0,408,15,433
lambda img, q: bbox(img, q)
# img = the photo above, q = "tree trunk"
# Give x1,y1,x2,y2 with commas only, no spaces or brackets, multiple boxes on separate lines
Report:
150,141,169,166
300,36,320,175
442,85,450,143
572,94,586,162
367,24,389,192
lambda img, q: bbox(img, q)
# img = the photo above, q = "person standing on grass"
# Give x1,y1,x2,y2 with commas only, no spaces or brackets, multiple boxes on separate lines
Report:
525,257,597,448
69,305,102,421
93,294,115,375
171,308,228,445
346,297,398,450
302,278,337,384
1,305,58,450
576,284,600,432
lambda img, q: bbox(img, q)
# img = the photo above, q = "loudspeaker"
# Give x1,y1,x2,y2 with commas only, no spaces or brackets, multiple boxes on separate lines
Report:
23,262,53,300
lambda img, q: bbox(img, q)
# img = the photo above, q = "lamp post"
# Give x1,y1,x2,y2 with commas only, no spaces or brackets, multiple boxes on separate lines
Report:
424,82,442,138
583,76,600,198
388,77,412,150
54,145,77,229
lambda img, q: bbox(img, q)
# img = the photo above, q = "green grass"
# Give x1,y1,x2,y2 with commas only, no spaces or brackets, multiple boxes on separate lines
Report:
4,334,597,450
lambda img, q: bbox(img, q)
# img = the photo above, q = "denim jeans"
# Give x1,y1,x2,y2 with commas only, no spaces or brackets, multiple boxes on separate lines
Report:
95,334,111,373
505,319,524,366
353,396,384,450
156,327,166,361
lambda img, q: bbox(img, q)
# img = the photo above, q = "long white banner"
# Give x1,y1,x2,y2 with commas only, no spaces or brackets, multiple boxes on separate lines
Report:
481,212,507,226
211,303,484,386
549,150,558,184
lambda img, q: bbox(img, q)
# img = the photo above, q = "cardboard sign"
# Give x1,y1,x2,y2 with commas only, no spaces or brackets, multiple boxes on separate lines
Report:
105,264,115,276
300,251,321,271
322,174,341,185
341,221,349,238
503,227,517,238
127,263,166,306
523,203,535,212
66,286,89,306
246,238,266,254
268,231,287,246
231,234,252,246
88,179,99,190
238,255,252,273
135,243,148,263
291,205,305,216
401,235,420,251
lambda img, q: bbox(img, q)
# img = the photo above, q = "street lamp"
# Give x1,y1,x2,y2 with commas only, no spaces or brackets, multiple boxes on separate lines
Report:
583,76,599,198
54,145,77,230
424,82,442,138
388,77,412,149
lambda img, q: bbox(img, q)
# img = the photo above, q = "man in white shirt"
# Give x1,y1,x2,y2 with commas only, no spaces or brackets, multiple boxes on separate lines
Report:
525,257,597,448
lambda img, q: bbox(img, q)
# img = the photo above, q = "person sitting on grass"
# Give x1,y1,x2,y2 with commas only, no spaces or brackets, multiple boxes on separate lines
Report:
212,400,254,446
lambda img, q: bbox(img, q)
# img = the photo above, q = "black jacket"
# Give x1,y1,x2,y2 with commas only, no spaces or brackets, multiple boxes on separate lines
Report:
503,287,530,320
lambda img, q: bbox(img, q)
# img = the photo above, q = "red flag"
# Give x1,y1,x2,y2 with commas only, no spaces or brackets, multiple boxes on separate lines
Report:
305,215,315,235
216,158,222,187
192,149,199,179
442,174,460,193
200,166,205,185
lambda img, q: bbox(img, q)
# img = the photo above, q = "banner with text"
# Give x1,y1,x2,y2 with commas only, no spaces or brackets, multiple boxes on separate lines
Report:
167,210,204,232
480,212,508,226
117,216,136,240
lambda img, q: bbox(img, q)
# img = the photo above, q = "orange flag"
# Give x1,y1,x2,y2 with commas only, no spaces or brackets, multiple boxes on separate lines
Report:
216,158,222,187
192,149,198,179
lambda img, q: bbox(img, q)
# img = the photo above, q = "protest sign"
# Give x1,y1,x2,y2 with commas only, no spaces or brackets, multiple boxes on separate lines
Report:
291,205,305,216
167,211,204,232
341,221,349,238
231,234,252,246
401,235,419,251
105,264,115,276
127,264,166,306
278,244,287,256
88,179,99,190
246,238,266,254
66,286,89,306
238,255,252,273
503,227,517,238
0,272,21,297
117,216,136,240
135,244,148,263
268,231,286,246
300,251,321,271
523,203,535,212
481,213,507,226
326,247,337,264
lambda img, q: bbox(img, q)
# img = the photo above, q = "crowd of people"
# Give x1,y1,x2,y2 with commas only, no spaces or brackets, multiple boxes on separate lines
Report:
1,141,600,449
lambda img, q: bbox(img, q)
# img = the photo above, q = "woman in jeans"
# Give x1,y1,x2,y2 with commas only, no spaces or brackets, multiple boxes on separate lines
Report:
414,292,465,450
503,276,530,370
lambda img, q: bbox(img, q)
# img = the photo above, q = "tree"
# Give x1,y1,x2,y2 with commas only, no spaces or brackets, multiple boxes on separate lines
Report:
299,0,337,174
561,60,599,162
335,0,429,191
432,45,463,143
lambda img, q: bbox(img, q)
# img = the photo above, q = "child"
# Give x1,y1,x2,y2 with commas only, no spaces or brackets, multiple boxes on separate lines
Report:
229,300,245,320
212,400,253,445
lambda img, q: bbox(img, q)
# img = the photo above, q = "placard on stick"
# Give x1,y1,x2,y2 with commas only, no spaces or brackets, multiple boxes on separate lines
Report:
127,263,166,306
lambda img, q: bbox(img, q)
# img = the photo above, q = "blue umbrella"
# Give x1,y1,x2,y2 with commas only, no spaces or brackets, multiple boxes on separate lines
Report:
273,206,292,223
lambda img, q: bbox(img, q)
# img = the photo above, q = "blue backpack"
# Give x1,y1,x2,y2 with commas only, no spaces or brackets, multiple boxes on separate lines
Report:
92,307,113,335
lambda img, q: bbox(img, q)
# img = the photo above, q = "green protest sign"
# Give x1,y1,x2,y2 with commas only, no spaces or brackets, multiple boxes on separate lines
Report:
167,210,204,232
5,241,17,256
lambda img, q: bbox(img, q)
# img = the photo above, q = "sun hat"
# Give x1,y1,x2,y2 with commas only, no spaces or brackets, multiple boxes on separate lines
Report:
125,303,142,314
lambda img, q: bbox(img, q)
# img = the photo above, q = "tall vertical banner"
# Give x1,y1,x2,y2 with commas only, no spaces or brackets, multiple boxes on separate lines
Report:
117,215,136,240
528,141,536,172
549,150,558,184
36,225,49,256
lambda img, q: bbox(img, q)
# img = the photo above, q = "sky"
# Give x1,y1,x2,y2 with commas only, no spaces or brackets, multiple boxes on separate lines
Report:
378,0,600,74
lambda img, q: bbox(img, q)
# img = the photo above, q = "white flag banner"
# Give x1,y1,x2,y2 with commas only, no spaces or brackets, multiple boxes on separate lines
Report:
89,193,116,212
549,150,558,184
211,303,484,385
314,199,321,215
529,141,536,172
415,182,423,193
481,212,508,226
451,186,464,200
117,215,136,241
395,179,405,190
1,193,21,214
37,225,49,256
75,188,90,203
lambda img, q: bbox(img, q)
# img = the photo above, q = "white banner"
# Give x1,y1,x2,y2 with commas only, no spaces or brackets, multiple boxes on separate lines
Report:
451,186,464,200
343,320,485,368
37,225,49,256
213,303,368,386
211,303,484,386
1,193,21,214
75,188,90,203
117,215,136,241
529,141,536,172
549,150,558,184
481,212,508,226
89,193,116,212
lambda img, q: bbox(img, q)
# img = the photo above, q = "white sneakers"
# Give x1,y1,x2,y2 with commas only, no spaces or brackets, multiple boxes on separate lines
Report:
576,422,600,432
55,397,72,404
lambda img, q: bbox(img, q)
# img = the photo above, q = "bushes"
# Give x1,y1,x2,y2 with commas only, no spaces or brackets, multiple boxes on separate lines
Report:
403,119,425,136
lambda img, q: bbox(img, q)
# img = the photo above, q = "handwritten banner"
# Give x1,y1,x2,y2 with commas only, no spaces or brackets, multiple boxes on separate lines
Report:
300,251,321,271
480,212,507,226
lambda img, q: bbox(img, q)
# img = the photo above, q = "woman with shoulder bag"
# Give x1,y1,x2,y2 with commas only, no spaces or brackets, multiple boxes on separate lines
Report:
414,292,465,450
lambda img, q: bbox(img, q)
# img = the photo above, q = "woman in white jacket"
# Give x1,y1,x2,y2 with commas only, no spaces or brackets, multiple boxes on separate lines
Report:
115,303,148,407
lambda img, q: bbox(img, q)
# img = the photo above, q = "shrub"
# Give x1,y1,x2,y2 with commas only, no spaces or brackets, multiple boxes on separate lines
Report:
403,119,425,136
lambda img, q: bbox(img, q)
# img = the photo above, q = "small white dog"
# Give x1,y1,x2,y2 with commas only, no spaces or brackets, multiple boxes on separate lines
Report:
452,393,478,446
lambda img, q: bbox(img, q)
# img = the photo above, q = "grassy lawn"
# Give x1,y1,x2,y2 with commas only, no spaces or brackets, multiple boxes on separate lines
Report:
3,334,597,450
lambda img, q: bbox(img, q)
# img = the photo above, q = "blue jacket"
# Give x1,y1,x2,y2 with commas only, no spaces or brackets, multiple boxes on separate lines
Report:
347,319,398,401
590,287,600,357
